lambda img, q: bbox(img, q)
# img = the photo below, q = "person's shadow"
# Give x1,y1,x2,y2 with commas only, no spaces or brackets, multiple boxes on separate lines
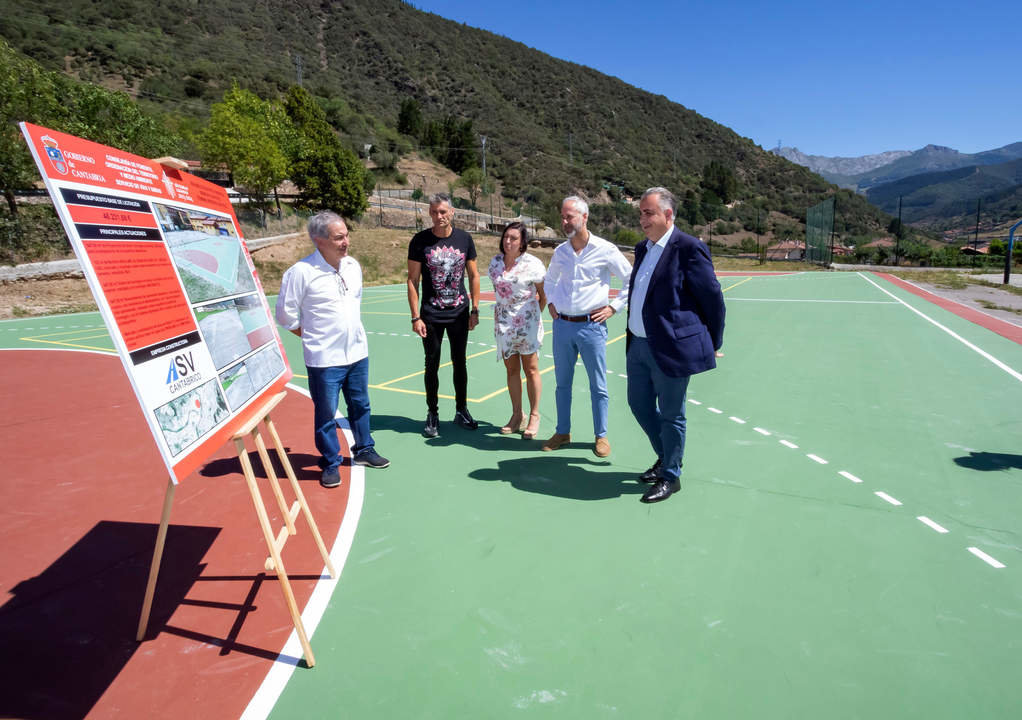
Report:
953,451,1022,472
370,412,542,453
469,454,646,501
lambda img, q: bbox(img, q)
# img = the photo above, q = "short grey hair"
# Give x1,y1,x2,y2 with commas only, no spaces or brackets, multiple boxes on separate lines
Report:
429,193,452,208
562,195,589,216
641,187,677,215
307,211,345,241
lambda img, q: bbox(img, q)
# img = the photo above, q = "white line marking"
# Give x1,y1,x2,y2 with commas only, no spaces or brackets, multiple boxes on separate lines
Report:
241,385,366,720
727,298,900,304
875,491,902,506
967,547,1005,568
708,407,723,414
780,440,798,449
729,416,746,424
859,272,1022,383
839,471,862,484
753,427,771,436
917,516,949,534
807,454,828,464
688,399,702,405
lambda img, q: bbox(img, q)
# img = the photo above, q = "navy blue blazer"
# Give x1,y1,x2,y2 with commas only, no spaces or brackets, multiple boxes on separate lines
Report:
625,228,726,378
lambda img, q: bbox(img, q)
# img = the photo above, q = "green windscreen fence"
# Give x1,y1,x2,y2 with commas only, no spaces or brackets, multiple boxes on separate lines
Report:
806,197,835,264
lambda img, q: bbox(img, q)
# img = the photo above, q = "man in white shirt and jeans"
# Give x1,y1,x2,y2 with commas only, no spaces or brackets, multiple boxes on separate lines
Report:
275,211,389,488
542,195,632,457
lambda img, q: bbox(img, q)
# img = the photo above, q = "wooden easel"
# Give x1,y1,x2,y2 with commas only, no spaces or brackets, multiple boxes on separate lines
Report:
136,391,336,667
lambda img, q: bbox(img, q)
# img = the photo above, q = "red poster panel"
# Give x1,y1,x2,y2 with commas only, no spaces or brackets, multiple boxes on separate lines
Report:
20,123,292,483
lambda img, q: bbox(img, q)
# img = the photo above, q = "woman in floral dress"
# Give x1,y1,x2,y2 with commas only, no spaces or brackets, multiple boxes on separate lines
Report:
488,222,546,439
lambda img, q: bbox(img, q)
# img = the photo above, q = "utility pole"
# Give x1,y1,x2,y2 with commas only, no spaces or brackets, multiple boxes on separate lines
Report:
894,196,902,266
480,136,487,179
568,132,573,165
293,53,303,87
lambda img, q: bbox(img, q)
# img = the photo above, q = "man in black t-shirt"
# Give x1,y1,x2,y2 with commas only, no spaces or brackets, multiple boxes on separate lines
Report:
407,193,481,437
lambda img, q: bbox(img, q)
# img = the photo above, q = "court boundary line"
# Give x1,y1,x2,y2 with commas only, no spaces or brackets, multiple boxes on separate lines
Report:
860,272,1022,383
240,384,365,720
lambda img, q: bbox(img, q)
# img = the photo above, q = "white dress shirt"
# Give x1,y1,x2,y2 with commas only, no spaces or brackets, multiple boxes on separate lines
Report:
544,232,632,315
275,250,368,368
627,227,673,338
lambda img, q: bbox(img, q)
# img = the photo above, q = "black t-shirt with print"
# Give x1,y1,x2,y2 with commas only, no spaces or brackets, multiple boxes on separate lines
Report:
408,227,477,323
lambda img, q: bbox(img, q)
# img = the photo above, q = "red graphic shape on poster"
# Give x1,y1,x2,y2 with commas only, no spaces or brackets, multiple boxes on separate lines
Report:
83,240,196,350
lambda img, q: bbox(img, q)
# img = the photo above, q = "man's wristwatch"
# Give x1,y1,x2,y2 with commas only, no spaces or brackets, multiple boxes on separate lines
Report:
411,316,420,322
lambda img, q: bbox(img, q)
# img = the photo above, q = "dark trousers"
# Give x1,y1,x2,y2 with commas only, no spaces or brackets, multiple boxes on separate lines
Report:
421,308,470,413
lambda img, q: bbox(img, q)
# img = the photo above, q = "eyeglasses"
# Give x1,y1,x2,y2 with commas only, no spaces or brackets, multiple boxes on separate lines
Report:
335,271,349,296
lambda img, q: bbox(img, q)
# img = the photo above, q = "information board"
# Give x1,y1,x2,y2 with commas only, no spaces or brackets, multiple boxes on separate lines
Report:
20,122,293,482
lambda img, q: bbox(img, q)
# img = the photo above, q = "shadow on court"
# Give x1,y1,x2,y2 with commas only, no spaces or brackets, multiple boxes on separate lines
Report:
199,449,323,481
0,521,218,720
469,455,646,501
953,451,1022,472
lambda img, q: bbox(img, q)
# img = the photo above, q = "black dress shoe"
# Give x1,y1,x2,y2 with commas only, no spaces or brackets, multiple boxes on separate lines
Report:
639,458,662,483
640,478,681,504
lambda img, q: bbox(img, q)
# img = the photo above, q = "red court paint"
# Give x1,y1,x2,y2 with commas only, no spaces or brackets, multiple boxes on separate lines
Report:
876,273,1022,345
0,350,348,719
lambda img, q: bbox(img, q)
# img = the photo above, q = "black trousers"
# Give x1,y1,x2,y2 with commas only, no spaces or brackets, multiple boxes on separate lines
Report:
421,308,470,413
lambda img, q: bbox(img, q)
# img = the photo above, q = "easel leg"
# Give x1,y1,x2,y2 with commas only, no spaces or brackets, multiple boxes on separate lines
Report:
235,437,316,667
265,415,337,578
136,477,176,642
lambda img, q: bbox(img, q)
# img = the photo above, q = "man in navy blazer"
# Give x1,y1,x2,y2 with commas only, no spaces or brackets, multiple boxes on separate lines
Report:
626,187,725,503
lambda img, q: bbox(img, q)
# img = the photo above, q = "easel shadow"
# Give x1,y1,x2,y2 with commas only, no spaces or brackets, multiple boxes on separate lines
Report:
0,521,219,720
200,449,323,481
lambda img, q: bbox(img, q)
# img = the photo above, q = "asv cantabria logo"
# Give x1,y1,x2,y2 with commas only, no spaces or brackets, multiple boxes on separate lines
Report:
165,352,202,393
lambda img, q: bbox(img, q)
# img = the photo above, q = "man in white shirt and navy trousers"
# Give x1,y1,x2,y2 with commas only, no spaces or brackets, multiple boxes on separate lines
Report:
627,187,725,504
276,211,389,488
542,195,632,458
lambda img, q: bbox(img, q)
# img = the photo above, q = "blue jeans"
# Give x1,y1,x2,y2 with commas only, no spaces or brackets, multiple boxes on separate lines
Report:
626,336,690,483
552,317,608,437
307,357,374,470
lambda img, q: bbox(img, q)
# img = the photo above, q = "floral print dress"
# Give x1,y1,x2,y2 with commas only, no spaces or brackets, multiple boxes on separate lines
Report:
488,252,546,359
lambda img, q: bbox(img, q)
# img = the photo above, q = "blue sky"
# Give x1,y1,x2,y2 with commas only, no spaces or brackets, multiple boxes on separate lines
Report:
410,0,1021,158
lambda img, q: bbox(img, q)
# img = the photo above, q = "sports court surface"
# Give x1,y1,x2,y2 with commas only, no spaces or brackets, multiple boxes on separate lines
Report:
2,269,1021,718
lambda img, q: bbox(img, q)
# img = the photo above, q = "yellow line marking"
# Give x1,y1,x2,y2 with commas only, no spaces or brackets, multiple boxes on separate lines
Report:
22,327,107,339
721,277,752,292
22,331,113,344
374,347,495,387
22,337,116,353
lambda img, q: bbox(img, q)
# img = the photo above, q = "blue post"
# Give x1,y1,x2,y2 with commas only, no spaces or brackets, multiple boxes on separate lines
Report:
1005,218,1022,285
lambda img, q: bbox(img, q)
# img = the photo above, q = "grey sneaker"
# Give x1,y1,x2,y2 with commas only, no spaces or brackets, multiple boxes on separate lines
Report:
354,450,390,468
453,407,478,430
424,411,439,438
320,466,341,488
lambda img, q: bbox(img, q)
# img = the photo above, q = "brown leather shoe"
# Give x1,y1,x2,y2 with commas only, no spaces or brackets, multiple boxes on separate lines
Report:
594,436,611,457
542,433,571,451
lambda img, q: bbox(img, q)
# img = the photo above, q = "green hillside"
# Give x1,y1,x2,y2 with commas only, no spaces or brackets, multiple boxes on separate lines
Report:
866,159,1022,227
1,0,893,241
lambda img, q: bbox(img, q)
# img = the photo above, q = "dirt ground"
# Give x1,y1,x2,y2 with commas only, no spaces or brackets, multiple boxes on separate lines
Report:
2,237,1020,326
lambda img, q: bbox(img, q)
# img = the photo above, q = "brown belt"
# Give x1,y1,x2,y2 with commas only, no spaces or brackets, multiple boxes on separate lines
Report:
558,313,592,322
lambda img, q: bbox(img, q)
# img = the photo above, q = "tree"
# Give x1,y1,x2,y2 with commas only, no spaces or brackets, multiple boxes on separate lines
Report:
702,160,738,205
200,85,291,214
283,86,369,217
397,98,422,138
456,166,492,210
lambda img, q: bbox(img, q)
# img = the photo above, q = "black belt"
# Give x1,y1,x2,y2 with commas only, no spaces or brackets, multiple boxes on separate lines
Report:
559,313,592,322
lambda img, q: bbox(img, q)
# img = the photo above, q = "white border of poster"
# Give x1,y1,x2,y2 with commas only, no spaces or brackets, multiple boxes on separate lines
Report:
20,122,293,483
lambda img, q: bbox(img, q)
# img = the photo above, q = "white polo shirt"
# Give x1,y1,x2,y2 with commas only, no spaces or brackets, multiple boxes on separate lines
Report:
275,250,368,368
